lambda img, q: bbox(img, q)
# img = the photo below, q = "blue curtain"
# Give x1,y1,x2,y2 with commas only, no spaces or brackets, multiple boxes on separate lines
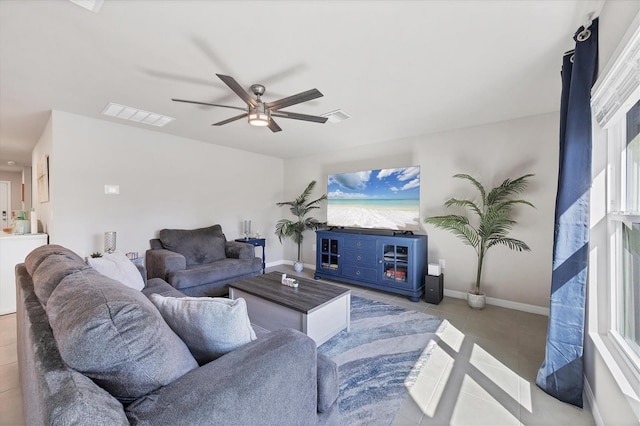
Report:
536,19,598,408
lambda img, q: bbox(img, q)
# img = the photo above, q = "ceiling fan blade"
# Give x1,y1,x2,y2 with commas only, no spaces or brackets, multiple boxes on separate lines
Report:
268,118,282,133
216,74,257,107
271,111,328,123
212,113,248,126
265,89,323,111
172,98,245,111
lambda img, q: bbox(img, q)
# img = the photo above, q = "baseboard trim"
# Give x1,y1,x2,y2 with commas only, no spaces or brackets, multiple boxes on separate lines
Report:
266,260,314,270
584,375,603,426
443,289,550,316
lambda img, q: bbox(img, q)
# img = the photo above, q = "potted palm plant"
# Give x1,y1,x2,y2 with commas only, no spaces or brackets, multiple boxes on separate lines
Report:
424,173,534,309
275,180,327,272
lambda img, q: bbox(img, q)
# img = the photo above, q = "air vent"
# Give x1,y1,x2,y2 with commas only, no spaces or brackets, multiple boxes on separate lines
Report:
101,103,174,127
321,109,351,123
69,0,105,13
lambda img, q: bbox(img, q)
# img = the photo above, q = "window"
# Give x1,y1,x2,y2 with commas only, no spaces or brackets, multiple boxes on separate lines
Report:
590,14,640,417
611,100,640,362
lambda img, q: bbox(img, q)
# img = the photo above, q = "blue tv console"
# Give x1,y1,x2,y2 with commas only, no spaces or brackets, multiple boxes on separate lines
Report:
314,229,428,302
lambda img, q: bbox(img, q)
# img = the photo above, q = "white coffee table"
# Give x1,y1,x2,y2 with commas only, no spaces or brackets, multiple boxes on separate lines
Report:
228,272,351,345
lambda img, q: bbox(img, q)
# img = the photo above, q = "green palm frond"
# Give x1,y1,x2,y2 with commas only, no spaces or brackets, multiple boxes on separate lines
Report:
444,198,482,217
486,174,534,205
424,173,534,292
487,237,531,251
424,214,479,249
453,174,487,204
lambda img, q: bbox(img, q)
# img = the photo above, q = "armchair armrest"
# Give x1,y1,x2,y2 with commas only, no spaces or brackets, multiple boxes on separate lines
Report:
145,249,186,280
125,329,319,425
225,241,255,259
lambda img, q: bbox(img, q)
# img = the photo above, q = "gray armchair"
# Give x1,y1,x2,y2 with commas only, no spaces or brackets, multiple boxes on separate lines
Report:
146,225,262,297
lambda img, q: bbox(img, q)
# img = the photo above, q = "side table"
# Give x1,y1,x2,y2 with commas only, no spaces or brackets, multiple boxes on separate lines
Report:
235,238,266,274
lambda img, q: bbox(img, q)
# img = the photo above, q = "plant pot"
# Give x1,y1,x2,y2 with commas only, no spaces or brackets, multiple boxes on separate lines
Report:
467,292,486,309
294,261,304,273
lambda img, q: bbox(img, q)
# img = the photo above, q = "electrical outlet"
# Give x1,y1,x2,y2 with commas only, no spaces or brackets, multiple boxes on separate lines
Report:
439,259,446,270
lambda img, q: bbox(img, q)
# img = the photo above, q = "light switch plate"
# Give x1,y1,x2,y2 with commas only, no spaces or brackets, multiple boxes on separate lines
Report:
104,184,119,195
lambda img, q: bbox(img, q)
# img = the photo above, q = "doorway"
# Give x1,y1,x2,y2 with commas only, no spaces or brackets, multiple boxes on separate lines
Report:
0,181,10,230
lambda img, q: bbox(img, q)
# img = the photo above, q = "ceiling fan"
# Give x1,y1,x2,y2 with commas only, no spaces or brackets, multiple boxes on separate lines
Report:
172,74,328,133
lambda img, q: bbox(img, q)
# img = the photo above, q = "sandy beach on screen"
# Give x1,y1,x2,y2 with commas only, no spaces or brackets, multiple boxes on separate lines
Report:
327,205,420,230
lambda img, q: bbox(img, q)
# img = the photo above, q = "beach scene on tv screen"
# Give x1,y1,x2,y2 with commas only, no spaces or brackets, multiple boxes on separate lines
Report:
327,166,421,231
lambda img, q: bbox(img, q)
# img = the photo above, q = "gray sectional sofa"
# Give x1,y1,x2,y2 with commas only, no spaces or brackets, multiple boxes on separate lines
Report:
146,224,262,297
16,244,339,425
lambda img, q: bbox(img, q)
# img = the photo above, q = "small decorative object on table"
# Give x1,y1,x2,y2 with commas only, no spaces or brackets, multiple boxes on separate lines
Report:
243,220,251,240
125,252,139,260
126,251,143,266
281,273,299,287
104,231,117,254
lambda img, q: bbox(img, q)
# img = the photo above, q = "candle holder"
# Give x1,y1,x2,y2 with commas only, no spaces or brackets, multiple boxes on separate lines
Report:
243,220,251,240
104,231,117,254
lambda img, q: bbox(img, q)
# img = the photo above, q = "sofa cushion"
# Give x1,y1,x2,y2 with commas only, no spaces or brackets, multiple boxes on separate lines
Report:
142,277,187,298
25,244,85,276
31,254,89,306
149,294,257,364
87,251,145,291
168,257,263,291
46,268,198,404
159,225,227,267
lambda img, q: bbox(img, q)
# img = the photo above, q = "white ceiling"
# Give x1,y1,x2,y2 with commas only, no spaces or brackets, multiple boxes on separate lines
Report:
0,0,600,172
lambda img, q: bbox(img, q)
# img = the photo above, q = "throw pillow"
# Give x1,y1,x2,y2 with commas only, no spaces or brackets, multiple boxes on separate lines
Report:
87,251,145,291
46,269,198,403
149,294,257,364
158,225,227,266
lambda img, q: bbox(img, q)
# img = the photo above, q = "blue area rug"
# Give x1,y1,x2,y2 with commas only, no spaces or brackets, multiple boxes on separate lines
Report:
318,296,444,425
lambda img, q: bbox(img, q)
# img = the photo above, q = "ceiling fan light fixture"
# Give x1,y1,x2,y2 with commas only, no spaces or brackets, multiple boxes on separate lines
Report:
248,104,270,127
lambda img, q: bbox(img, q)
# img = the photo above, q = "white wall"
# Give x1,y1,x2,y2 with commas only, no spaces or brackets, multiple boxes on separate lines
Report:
32,110,285,262
284,111,559,309
32,114,52,236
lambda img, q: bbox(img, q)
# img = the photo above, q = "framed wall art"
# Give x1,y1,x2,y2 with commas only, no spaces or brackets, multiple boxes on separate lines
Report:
37,155,49,203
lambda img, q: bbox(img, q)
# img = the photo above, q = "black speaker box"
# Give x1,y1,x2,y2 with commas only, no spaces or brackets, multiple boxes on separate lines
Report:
424,274,444,304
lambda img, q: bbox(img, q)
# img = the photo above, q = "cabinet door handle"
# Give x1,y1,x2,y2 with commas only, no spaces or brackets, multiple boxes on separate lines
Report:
356,270,360,275
378,259,382,264
357,255,361,261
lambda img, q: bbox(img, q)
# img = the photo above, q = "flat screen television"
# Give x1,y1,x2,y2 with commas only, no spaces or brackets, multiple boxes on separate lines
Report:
326,166,421,232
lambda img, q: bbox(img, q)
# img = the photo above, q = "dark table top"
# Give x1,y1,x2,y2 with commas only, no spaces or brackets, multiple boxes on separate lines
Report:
228,271,350,314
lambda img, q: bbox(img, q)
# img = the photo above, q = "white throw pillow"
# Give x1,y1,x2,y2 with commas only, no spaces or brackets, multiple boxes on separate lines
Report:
87,252,145,291
149,294,257,364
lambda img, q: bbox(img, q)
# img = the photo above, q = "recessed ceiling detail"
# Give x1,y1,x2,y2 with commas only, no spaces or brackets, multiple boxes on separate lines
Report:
101,103,174,127
321,110,351,123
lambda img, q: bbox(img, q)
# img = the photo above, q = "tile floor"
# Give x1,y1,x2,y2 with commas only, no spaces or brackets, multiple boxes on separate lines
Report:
0,266,595,425
0,313,22,426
